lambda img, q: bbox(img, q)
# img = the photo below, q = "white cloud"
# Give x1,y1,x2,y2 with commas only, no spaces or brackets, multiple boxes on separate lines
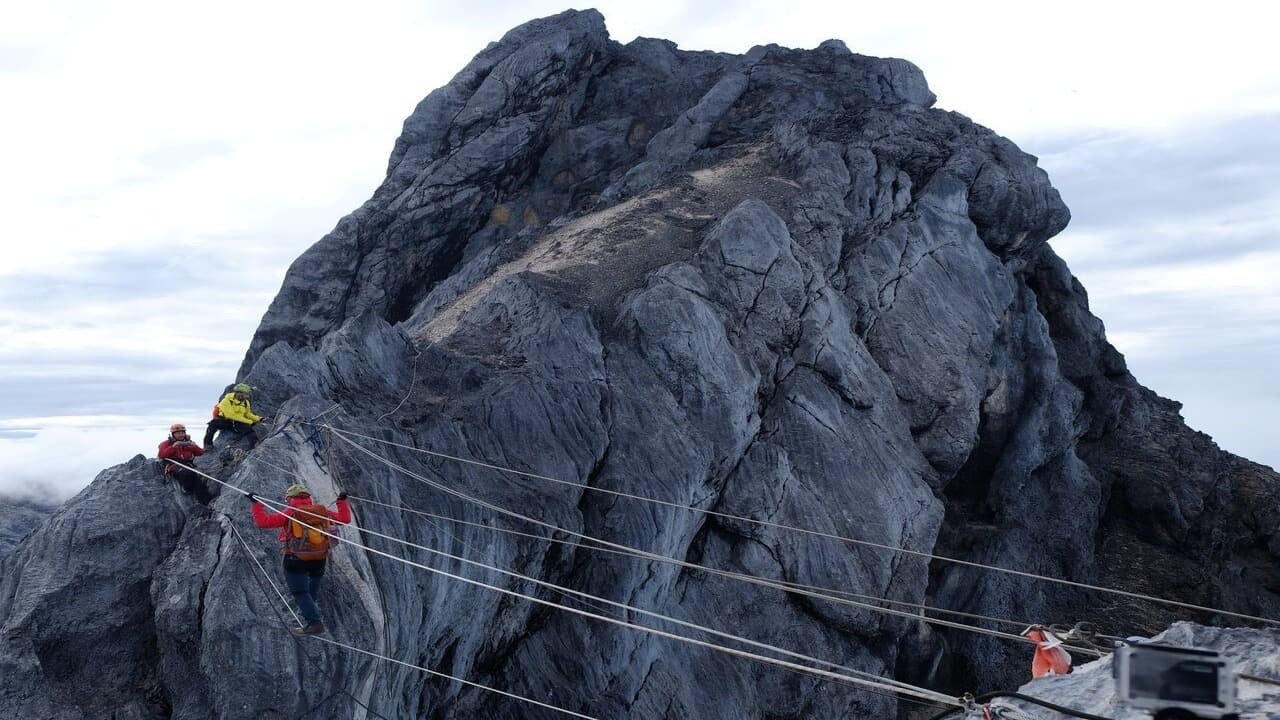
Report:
1037,113,1280,468
1050,238,1280,468
1,1,1278,497
0,417,203,501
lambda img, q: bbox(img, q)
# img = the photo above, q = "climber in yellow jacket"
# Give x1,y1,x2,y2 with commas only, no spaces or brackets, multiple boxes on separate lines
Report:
203,383,269,449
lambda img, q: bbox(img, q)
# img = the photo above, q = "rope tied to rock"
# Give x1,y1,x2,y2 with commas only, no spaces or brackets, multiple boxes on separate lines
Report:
308,420,1280,630
219,487,601,719
175,460,965,710
259,404,341,468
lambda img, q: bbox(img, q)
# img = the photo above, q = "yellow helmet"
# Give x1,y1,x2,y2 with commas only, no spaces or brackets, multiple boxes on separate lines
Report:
285,484,311,498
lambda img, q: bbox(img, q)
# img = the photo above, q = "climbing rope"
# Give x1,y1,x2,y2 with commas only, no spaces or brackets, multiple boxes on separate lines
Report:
306,635,599,719
222,491,601,719
318,440,1035,634
248,487,957,705
261,404,342,444
258,405,341,469
226,515,305,627
340,689,396,720
269,484,957,702
246,452,957,713
226,516,387,719
926,691,1112,720
316,422,1280,629
346,490,1036,633
376,348,422,422
181,462,964,709
1239,672,1280,687
301,439,1105,658
228,497,1093,720
238,444,1103,662
316,429,639,626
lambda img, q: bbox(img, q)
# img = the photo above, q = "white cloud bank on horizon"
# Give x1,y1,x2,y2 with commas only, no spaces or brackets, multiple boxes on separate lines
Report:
0,415,205,501
1,1,1277,501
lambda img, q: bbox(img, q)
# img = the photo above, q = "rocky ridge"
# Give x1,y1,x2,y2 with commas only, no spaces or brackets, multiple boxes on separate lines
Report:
1,9,1277,720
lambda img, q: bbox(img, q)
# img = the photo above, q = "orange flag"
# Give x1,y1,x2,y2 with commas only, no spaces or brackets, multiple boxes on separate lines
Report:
1024,626,1073,678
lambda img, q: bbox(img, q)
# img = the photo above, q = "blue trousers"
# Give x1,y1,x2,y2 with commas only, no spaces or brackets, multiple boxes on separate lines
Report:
283,556,326,625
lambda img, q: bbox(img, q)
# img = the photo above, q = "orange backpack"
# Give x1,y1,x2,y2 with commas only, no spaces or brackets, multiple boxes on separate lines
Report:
283,505,333,560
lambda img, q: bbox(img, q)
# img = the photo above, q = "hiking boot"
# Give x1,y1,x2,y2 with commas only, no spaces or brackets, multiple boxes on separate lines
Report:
291,623,325,636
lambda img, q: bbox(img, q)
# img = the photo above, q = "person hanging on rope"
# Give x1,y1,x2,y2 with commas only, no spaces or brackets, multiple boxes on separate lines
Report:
158,422,214,504
204,383,270,449
245,484,351,635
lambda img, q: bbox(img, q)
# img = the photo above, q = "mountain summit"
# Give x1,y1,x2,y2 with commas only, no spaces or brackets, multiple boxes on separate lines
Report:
3,9,1277,719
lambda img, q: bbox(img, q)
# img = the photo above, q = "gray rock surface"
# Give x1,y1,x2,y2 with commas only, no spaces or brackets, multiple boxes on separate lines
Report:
1005,623,1280,719
2,8,1277,719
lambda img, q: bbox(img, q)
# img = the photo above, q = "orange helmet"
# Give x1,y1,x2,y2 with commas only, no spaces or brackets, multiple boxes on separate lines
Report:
170,423,187,434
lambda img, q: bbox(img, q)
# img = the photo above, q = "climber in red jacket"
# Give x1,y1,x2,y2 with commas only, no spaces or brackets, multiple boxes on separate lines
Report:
246,484,352,635
158,423,213,505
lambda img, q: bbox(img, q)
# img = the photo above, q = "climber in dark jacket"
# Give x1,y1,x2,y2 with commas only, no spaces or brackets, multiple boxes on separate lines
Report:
158,423,213,504
246,484,352,635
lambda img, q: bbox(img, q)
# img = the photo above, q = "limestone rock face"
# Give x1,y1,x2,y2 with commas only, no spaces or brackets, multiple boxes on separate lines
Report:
2,9,1277,719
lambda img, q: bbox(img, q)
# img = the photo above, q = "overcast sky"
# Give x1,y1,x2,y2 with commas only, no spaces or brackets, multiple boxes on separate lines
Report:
2,1,1276,500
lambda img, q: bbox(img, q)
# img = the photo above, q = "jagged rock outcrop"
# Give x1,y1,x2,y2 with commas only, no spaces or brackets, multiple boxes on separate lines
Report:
1011,623,1280,719
2,9,1277,719
0,459,187,719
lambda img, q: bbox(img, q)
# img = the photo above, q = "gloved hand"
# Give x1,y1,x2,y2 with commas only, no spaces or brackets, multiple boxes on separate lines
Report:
337,491,348,501
244,492,257,503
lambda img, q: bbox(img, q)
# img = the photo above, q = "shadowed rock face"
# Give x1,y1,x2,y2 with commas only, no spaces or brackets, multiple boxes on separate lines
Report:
2,9,1277,719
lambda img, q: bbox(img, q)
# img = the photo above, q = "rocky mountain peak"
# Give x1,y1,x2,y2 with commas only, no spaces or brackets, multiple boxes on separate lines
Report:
2,10,1276,720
